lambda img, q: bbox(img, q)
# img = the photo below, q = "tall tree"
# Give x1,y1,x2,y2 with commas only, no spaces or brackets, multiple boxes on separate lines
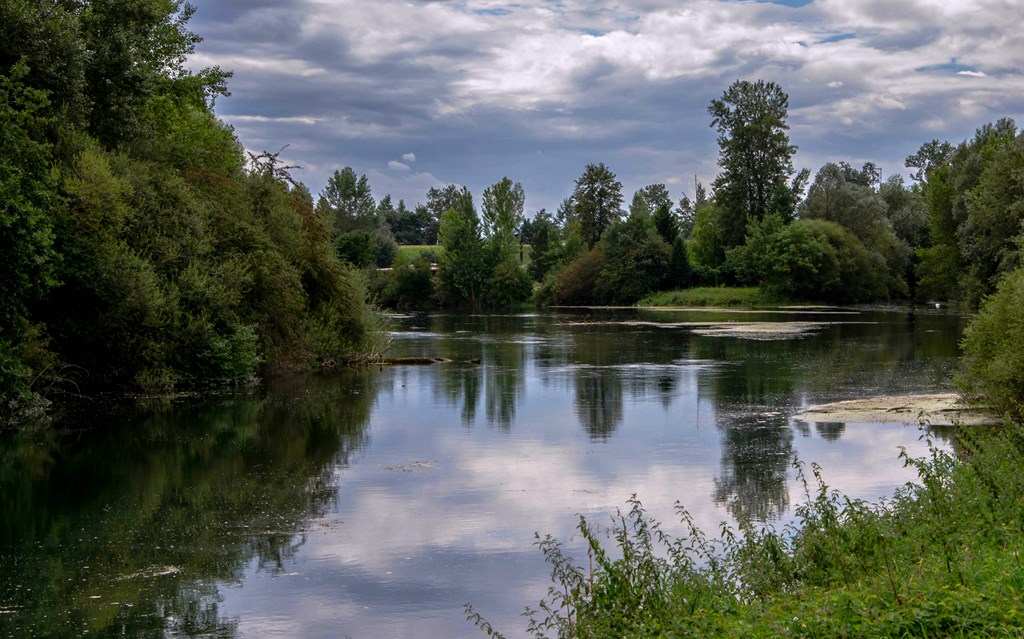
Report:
636,183,673,213
905,140,954,183
437,188,485,306
481,177,525,261
317,167,376,234
570,163,623,248
709,79,797,249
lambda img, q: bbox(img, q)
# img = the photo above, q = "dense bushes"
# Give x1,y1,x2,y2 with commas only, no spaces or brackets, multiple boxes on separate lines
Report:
1,2,383,421
960,265,1024,419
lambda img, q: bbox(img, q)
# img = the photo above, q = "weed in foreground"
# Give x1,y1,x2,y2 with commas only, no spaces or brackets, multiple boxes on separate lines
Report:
469,423,1024,638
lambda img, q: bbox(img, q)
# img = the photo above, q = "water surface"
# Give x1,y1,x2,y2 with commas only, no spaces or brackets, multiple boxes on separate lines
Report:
0,306,968,638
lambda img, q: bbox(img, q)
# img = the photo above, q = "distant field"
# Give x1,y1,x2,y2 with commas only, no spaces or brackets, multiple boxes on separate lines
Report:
639,287,780,307
396,245,441,263
395,244,533,266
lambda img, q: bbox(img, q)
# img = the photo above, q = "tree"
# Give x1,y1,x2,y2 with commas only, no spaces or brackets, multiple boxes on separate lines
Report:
318,167,376,234
481,177,531,307
675,182,706,240
729,217,887,302
583,199,670,304
481,177,525,262
960,264,1024,418
79,0,230,148
666,237,691,289
528,216,560,282
437,188,485,306
652,202,678,245
709,79,797,250
636,183,673,213
570,163,623,248
960,133,1024,293
424,184,462,243
635,183,680,245
799,162,907,297
913,118,1019,304
905,140,954,183
0,65,60,407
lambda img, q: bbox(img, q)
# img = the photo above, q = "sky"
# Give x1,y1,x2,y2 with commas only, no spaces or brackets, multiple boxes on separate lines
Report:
185,0,1024,215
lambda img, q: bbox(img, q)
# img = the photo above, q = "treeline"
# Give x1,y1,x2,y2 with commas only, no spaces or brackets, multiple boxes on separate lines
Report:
1,1,384,421
360,80,1024,314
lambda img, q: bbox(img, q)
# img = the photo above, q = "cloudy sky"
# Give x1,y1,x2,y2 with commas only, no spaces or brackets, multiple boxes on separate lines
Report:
186,0,1024,215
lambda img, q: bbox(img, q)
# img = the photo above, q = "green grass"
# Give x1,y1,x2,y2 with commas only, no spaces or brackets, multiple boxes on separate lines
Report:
396,245,442,263
395,244,533,267
468,422,1024,639
639,287,782,308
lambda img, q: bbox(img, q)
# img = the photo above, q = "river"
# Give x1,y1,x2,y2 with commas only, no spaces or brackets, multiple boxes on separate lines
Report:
0,306,968,638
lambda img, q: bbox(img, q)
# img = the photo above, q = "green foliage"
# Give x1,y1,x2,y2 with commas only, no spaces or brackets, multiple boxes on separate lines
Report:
666,237,691,289
652,202,679,245
597,210,671,304
318,166,376,234
486,259,533,309
960,135,1024,294
438,189,486,306
913,119,1021,306
434,181,532,310
689,199,729,274
0,65,59,352
335,230,379,268
0,0,89,130
384,198,436,245
728,216,888,302
709,79,797,251
570,163,624,248
550,246,607,305
382,255,437,311
916,164,962,300
473,423,1024,638
960,266,1024,418
799,162,908,298
771,219,887,302
482,177,525,262
0,0,388,417
528,217,560,282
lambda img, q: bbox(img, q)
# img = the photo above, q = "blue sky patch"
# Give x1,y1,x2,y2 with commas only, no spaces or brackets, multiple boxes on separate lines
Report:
817,33,856,44
915,59,978,74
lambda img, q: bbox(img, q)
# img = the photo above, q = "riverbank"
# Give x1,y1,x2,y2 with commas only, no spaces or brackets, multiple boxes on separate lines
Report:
472,417,1024,638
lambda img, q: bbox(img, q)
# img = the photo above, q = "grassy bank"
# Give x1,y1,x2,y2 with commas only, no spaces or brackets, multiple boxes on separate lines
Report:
639,287,783,308
469,423,1024,638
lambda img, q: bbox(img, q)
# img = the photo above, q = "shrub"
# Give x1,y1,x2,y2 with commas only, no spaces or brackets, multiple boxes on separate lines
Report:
960,265,1024,418
382,256,437,311
552,246,607,305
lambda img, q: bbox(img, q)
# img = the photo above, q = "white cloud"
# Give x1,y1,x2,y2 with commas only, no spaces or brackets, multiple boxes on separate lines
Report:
402,152,417,163
387,160,411,172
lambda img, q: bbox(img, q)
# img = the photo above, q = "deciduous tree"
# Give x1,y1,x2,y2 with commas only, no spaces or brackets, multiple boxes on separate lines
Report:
709,79,797,249
570,163,623,248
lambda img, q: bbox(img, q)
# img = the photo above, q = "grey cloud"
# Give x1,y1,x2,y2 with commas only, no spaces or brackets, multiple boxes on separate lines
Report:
187,0,1024,213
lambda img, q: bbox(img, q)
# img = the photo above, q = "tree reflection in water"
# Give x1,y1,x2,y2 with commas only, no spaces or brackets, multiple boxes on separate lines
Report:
575,368,625,440
0,369,376,638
